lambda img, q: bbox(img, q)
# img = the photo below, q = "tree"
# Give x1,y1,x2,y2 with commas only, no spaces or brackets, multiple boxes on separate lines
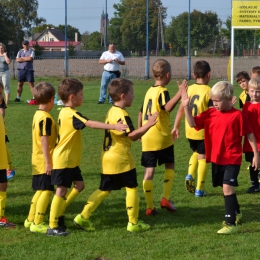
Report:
109,0,166,54
165,10,219,55
32,41,44,56
86,31,103,50
81,31,90,50
32,23,55,35
57,25,81,42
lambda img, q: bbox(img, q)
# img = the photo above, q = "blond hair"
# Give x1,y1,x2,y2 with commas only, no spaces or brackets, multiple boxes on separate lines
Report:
152,59,171,80
248,77,260,90
210,81,233,100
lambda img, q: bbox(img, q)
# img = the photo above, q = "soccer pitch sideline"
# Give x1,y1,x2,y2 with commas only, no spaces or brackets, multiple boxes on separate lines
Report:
2,77,260,260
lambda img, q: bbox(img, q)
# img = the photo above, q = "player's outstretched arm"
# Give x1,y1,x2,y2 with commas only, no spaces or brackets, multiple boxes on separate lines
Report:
172,102,185,140
246,133,259,170
85,120,128,132
165,79,187,112
128,112,158,141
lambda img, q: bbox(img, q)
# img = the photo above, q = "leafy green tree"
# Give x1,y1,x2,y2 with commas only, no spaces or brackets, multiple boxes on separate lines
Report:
32,23,55,35
57,25,81,41
109,0,166,54
1,0,46,52
68,43,75,56
86,31,103,50
165,10,219,55
81,31,90,50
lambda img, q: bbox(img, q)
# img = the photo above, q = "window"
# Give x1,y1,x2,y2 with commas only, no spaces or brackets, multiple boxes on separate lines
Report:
50,38,54,42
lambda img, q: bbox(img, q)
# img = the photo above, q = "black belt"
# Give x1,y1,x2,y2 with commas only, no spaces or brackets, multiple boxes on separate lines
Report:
105,70,119,73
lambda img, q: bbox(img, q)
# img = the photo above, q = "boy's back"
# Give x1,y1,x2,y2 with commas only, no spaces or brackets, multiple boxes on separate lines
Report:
185,83,211,140
102,105,135,174
141,85,172,151
32,110,57,174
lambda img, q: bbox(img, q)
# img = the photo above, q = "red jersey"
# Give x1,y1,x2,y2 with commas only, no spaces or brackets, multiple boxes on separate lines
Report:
242,102,260,152
194,107,252,165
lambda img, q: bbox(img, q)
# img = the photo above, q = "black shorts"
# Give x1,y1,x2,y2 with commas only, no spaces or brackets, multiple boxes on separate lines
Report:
0,169,7,183
18,69,34,83
211,163,240,187
51,167,83,188
32,174,54,191
245,151,260,163
99,168,138,190
141,145,174,167
188,139,205,154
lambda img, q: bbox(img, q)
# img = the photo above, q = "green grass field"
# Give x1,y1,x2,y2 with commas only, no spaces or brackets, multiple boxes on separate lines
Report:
1,77,260,260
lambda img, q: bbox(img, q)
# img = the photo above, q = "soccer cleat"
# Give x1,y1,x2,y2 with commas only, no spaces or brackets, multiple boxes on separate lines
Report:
0,216,16,228
127,220,150,232
30,222,48,234
73,214,95,231
194,189,206,197
217,223,238,234
46,227,70,236
246,186,259,193
185,174,195,193
146,208,158,216
97,101,104,104
160,197,177,212
14,98,20,102
24,219,33,228
235,212,242,225
27,99,37,105
6,169,15,181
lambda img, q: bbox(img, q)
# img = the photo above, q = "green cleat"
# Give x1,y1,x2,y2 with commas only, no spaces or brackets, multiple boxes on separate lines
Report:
235,212,242,225
185,174,195,193
217,223,238,234
30,222,48,234
127,220,150,232
73,214,95,231
24,219,33,228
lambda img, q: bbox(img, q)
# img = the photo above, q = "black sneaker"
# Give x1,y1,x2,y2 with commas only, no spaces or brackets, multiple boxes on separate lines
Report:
46,227,70,236
58,215,67,230
14,98,20,102
97,101,104,104
246,186,259,193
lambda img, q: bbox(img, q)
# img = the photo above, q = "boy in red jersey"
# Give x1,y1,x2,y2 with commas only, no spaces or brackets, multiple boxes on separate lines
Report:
182,81,259,234
242,77,260,193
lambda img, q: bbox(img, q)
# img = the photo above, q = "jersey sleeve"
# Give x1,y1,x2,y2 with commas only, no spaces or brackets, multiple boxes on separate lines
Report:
73,112,89,130
39,117,52,136
158,90,170,110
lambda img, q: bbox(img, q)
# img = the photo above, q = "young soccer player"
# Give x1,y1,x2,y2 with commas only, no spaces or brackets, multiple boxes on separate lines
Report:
0,83,15,180
24,82,57,234
0,95,15,228
182,81,259,234
236,71,250,108
73,78,158,232
138,59,187,216
242,77,260,193
172,60,212,197
251,66,260,78
47,78,128,236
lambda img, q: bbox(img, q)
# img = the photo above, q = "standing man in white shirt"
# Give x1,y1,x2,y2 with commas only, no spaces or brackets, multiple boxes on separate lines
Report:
98,43,125,104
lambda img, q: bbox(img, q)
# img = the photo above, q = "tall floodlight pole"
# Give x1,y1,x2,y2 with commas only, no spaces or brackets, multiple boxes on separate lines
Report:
145,0,149,79
104,0,108,51
65,0,68,77
187,0,191,80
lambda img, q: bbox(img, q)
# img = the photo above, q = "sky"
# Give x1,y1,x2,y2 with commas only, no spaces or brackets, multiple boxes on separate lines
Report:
37,0,232,34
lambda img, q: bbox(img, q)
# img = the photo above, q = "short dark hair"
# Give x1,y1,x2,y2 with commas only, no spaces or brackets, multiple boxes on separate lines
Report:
58,78,83,102
251,66,260,76
236,71,250,82
108,78,133,102
33,82,55,104
193,60,211,78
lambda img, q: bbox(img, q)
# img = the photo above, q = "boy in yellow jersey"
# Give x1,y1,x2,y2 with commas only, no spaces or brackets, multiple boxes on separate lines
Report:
47,78,128,236
0,83,15,181
172,60,212,197
23,82,56,234
73,78,158,232
236,71,250,109
0,95,15,228
138,59,187,216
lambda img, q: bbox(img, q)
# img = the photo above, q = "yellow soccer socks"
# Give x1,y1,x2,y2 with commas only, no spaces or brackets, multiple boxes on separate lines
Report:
49,195,66,229
81,189,110,220
163,169,175,200
126,187,139,225
188,152,198,179
27,190,42,222
0,191,7,217
143,180,154,210
196,159,208,191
